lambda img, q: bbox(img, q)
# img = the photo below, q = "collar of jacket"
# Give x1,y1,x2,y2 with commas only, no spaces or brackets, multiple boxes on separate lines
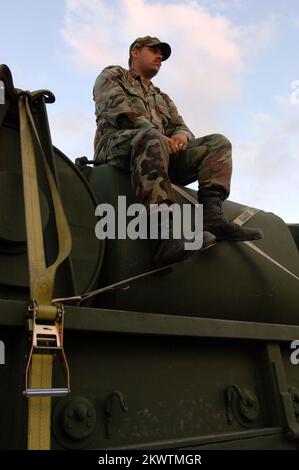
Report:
128,67,160,95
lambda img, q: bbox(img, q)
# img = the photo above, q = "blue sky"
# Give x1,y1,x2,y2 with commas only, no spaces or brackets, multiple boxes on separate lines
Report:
1,0,299,222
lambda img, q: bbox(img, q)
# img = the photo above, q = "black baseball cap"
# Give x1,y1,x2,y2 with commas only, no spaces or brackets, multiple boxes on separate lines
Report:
129,36,171,61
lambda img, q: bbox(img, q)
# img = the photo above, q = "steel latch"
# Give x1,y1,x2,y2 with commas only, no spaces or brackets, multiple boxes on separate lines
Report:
24,301,70,397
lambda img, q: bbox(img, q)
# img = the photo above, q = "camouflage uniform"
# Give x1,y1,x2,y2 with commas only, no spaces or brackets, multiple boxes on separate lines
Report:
93,65,232,210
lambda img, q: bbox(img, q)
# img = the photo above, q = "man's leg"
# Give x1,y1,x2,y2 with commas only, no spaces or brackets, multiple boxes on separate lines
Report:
130,128,213,265
169,133,232,191
105,127,215,265
170,133,263,241
130,128,176,209
101,127,176,207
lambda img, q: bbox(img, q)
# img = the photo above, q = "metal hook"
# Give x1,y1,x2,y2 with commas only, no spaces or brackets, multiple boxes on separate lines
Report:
105,391,128,439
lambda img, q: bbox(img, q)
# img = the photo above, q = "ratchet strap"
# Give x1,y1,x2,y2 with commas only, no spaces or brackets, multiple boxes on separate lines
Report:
19,93,72,449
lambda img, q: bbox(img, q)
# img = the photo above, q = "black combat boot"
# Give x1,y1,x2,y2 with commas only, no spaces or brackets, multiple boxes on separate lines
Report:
150,209,216,268
198,189,264,242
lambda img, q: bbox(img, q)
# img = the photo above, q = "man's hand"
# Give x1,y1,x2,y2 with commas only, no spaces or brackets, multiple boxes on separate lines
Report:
163,133,188,159
172,133,188,152
163,136,179,156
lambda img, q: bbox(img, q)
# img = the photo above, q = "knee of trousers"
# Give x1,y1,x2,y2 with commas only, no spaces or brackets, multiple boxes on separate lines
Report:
132,127,164,146
210,133,232,149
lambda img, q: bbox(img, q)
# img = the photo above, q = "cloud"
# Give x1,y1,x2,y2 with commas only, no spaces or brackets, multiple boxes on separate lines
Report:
61,1,297,222
188,109,299,223
62,0,276,132
63,0,245,75
187,89,299,223
292,18,299,28
229,106,299,222
47,109,95,160
199,0,243,12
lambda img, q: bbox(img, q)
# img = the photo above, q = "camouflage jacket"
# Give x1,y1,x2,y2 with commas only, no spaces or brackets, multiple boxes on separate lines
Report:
93,65,194,158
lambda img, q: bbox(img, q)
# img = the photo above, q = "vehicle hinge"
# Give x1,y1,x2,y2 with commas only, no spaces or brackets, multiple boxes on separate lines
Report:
266,343,299,441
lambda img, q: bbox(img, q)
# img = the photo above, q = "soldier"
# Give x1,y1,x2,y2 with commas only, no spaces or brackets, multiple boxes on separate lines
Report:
93,36,263,267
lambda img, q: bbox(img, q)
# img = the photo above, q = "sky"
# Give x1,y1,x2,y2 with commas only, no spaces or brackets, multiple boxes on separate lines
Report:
1,0,299,222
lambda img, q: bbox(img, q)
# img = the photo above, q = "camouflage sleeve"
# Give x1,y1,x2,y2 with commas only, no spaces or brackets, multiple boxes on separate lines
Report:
93,66,155,130
163,93,194,140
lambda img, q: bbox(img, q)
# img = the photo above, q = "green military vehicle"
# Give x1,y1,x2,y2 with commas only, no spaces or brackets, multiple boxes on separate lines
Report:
0,64,299,450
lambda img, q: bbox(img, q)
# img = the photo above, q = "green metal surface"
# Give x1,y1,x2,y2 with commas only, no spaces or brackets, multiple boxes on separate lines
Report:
88,165,299,325
289,224,299,250
0,122,104,299
2,298,299,341
2,320,298,450
0,64,299,450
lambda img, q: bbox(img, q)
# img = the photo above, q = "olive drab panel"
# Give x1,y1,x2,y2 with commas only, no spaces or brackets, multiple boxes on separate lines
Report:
0,64,299,450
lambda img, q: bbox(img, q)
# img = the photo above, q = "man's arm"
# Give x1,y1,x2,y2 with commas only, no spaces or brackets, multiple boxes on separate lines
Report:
93,66,155,130
162,93,195,141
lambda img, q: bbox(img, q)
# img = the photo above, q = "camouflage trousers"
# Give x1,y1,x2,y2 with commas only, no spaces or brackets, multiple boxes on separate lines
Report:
97,128,232,210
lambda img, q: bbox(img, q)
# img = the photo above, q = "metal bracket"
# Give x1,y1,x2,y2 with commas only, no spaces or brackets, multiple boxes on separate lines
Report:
24,301,70,397
289,386,299,418
272,360,299,440
266,344,299,441
225,384,260,427
105,391,128,439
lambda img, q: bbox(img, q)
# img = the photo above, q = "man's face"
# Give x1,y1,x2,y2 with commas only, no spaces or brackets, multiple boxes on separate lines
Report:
131,46,163,78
